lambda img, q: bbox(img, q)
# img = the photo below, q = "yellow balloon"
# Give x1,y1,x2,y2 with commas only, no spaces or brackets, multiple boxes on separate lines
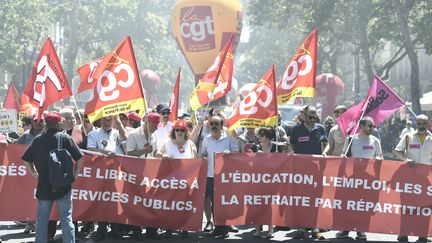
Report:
172,0,243,84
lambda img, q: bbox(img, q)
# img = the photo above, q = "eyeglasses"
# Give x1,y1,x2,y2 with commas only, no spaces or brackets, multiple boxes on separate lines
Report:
417,122,427,125
367,124,376,128
307,116,317,120
161,112,170,115
209,121,220,126
174,128,185,132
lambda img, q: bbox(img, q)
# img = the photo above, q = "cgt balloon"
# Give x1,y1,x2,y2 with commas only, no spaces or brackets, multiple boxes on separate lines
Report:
172,0,243,84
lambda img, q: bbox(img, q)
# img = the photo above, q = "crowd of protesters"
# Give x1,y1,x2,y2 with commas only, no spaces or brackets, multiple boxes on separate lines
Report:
1,102,431,243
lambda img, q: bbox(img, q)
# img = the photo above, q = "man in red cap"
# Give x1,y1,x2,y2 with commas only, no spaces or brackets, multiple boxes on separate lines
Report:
128,112,142,129
126,112,161,239
22,111,84,243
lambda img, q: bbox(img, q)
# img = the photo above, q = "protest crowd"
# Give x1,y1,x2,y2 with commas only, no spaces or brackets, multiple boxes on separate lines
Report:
0,26,430,243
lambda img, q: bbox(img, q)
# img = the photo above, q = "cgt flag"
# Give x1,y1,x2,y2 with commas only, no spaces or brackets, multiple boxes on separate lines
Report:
21,38,72,121
76,56,104,94
337,75,406,137
227,65,278,131
277,29,318,104
169,67,181,122
84,37,147,123
189,36,234,110
3,83,21,111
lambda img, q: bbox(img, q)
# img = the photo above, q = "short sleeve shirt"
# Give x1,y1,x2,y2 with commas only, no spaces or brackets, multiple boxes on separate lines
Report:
126,126,155,158
394,132,432,164
343,134,382,159
87,128,123,154
290,123,327,155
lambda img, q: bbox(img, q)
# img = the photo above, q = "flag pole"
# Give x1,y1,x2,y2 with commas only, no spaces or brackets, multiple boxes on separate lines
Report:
343,110,366,156
70,95,87,136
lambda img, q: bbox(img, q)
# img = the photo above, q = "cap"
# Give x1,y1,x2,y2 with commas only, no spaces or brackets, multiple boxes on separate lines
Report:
173,119,188,129
45,111,62,124
32,114,44,121
156,104,170,113
145,113,160,126
128,112,141,122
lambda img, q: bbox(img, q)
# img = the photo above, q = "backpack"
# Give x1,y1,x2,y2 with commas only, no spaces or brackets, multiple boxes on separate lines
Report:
48,133,75,189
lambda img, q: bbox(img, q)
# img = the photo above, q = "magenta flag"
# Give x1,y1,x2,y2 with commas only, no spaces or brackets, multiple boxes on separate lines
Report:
337,75,405,137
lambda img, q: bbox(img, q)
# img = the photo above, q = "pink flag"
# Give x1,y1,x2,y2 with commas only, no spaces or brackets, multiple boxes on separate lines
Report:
337,75,405,137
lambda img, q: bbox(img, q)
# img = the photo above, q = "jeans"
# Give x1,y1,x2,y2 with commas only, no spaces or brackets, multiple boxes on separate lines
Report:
35,191,75,243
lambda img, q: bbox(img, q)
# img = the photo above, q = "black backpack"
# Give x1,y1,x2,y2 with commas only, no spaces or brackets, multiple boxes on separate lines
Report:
48,133,75,189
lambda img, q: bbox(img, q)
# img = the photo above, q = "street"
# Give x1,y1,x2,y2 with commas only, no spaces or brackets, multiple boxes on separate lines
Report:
0,221,416,243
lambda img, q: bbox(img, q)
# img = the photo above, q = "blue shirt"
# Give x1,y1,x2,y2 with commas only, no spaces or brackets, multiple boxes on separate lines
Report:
290,123,327,155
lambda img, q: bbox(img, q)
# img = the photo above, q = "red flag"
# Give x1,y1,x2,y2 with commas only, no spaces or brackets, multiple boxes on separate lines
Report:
20,38,72,121
189,36,234,110
277,29,318,104
169,67,181,122
336,75,406,137
227,65,278,130
85,36,147,122
76,57,104,94
3,83,21,111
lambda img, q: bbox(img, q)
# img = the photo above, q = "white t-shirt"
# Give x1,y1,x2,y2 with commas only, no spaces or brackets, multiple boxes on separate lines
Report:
394,131,432,165
343,134,382,159
164,139,195,159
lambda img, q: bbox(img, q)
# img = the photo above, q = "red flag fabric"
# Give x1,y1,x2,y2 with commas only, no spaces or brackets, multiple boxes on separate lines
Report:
84,37,147,122
3,83,20,111
189,36,234,110
20,38,72,120
277,29,318,104
226,65,278,130
336,75,406,137
76,57,104,94
169,67,181,122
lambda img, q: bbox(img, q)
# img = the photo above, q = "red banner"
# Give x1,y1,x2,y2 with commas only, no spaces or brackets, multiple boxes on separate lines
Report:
0,144,207,231
3,83,20,111
226,64,278,130
21,38,72,120
214,153,432,237
169,67,181,122
84,36,147,123
277,29,317,104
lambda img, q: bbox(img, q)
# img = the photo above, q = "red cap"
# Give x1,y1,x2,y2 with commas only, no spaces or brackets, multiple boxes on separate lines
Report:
128,112,141,122
173,119,187,129
145,113,160,126
45,111,62,124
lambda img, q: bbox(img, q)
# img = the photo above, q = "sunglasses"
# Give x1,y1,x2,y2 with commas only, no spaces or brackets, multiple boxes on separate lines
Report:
161,112,170,115
334,110,341,114
210,121,221,126
417,122,427,125
307,116,317,120
174,128,185,132
367,124,376,128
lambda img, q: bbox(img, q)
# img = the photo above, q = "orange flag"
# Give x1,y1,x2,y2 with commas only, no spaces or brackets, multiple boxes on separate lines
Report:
189,36,234,110
277,29,318,104
3,83,21,111
21,38,72,120
76,56,104,94
227,64,278,131
84,36,147,122
169,67,181,122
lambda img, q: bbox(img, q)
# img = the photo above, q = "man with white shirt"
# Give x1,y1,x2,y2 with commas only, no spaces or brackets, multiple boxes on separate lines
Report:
337,116,382,241
127,113,159,158
393,114,431,243
154,104,173,151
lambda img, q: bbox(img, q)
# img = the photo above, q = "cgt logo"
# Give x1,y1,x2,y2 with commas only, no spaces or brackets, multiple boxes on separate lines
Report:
180,6,215,51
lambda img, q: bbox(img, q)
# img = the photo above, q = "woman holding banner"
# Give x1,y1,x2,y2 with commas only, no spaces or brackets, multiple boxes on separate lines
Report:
156,119,197,237
251,127,283,238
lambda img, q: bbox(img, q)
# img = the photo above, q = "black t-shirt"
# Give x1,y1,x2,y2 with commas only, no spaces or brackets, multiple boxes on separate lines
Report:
21,128,84,200
251,143,283,153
